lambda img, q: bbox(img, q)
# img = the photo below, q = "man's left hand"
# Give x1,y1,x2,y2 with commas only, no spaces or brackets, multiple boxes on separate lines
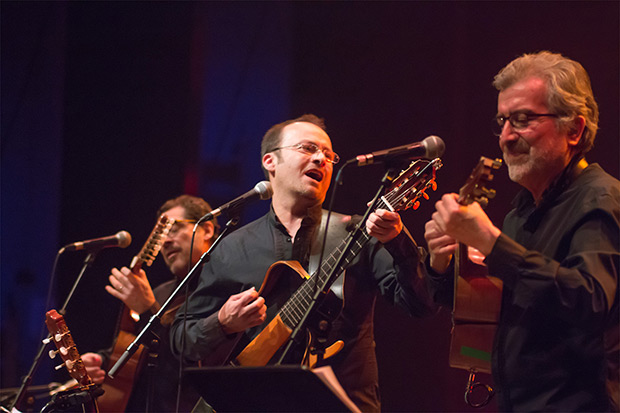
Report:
366,208,403,244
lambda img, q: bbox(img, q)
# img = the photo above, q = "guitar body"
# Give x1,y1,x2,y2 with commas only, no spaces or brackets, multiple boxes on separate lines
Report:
234,260,344,366
450,245,502,373
97,308,146,412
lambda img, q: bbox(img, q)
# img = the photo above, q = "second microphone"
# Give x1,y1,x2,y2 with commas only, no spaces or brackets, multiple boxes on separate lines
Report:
198,181,273,223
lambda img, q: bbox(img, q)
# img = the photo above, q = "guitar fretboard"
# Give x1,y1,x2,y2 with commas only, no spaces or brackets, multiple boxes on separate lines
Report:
278,160,435,328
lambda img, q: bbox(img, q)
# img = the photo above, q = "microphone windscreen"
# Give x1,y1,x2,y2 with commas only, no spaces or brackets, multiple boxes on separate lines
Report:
255,181,273,200
423,135,445,158
116,231,132,248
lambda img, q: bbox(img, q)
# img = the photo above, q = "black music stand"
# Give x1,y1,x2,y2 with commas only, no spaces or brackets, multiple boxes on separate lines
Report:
184,366,359,412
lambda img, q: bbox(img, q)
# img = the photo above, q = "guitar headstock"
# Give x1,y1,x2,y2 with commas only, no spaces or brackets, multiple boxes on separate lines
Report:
458,157,503,208
130,213,174,270
382,158,443,212
44,309,92,387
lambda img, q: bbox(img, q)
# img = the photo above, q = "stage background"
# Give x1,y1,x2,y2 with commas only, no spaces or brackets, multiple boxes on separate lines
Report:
2,2,618,411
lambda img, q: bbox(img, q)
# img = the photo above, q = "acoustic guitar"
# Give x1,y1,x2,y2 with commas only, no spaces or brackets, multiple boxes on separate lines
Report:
97,214,173,412
44,309,102,412
448,156,502,407
231,158,443,367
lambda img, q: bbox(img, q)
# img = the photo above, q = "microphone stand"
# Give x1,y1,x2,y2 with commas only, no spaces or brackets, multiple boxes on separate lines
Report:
9,250,100,412
277,167,398,365
108,218,239,380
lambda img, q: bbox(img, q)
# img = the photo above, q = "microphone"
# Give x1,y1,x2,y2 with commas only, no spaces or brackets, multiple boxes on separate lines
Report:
60,230,132,253
199,181,273,222
352,135,445,166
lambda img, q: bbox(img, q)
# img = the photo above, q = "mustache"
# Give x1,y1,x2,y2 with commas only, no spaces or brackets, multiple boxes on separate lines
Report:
503,137,530,154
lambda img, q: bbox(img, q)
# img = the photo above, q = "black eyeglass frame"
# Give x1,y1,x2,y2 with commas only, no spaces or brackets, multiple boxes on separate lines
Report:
493,112,559,136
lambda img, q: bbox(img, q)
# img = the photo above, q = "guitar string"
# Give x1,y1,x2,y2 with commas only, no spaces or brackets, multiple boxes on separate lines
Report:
280,161,436,326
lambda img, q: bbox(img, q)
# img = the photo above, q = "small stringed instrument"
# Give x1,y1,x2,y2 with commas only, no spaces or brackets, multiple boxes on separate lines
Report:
45,309,102,411
449,156,502,407
232,158,443,367
97,214,173,412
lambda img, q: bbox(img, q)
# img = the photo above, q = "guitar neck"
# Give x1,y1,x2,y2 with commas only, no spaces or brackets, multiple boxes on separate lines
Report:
279,198,388,328
129,214,173,272
276,158,440,330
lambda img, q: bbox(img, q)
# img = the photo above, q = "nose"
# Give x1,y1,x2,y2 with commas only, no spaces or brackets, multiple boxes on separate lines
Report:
311,150,327,166
163,233,174,247
499,121,518,144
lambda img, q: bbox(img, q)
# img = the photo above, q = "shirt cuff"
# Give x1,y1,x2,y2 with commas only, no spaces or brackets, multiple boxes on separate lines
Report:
485,232,527,287
383,226,421,262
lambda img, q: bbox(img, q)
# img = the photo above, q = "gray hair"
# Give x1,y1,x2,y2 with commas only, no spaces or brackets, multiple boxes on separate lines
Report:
493,51,599,156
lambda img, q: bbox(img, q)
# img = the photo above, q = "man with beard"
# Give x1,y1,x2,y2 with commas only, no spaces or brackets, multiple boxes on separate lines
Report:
424,51,619,411
170,114,435,412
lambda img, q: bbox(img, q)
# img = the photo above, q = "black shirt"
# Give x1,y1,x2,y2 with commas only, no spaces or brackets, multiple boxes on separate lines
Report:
171,207,435,412
429,163,620,411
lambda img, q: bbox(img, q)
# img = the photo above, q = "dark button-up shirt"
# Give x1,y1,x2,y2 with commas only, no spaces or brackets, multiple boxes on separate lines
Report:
429,163,620,411
171,207,435,411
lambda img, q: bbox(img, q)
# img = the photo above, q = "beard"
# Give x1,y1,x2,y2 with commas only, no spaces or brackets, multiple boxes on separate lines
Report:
503,137,531,183
503,140,565,189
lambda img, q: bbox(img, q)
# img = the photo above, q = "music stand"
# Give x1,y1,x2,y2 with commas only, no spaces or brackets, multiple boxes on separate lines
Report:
184,365,359,412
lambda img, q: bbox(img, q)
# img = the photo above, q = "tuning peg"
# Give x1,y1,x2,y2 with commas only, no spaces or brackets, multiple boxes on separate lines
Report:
431,181,437,191
42,336,52,344
54,333,66,342
422,191,430,200
49,347,69,359
55,359,75,371
412,201,421,210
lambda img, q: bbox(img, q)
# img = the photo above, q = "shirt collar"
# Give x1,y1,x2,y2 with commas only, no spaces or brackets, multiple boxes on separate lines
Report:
513,156,588,230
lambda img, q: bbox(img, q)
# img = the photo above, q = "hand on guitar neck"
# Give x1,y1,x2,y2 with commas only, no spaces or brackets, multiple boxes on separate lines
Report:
365,208,403,244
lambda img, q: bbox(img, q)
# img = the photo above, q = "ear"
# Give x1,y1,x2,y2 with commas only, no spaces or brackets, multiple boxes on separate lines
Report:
567,115,586,147
262,152,277,174
201,221,215,244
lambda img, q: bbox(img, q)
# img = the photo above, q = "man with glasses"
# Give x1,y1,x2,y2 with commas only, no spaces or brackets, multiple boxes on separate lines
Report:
170,114,435,412
82,195,219,412
424,51,619,411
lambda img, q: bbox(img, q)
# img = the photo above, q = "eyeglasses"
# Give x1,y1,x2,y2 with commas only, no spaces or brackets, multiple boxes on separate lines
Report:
168,219,197,237
270,142,340,164
493,112,558,136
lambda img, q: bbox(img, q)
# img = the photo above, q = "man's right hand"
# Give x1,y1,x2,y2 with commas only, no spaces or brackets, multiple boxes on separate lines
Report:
217,287,266,335
81,352,106,385
105,266,157,314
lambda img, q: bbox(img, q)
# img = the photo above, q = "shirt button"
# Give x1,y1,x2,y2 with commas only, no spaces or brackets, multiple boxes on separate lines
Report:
286,238,291,242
